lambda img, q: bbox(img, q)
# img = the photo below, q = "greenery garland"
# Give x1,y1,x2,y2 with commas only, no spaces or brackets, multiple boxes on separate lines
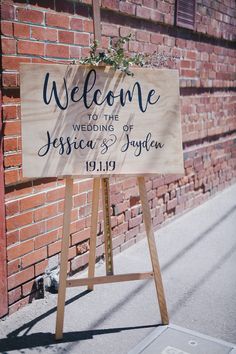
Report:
79,34,179,76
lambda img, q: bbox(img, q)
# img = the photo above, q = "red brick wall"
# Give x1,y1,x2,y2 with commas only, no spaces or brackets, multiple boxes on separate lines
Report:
1,0,236,315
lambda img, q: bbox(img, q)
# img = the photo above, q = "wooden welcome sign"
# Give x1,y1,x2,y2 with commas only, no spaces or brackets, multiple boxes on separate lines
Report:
20,64,183,177
20,62,183,340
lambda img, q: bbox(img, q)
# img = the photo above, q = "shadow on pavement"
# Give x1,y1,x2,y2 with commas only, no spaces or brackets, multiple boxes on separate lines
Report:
0,324,160,352
2,204,235,352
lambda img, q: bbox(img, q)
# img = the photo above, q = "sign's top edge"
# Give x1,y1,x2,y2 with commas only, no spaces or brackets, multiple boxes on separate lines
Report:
19,63,179,73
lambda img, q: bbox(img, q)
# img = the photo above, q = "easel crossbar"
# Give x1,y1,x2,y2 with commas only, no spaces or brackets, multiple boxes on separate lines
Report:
66,272,153,287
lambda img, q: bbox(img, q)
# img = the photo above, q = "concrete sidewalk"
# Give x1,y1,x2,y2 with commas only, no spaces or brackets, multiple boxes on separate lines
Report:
0,184,236,353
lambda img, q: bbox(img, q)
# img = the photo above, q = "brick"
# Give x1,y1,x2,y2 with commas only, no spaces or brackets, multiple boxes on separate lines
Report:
7,259,20,276
1,21,13,36
70,18,83,31
22,247,47,268
69,45,80,59
74,32,90,46
35,259,48,276
46,13,69,29
71,228,90,245
22,279,35,296
70,218,86,234
81,47,90,57
35,229,58,249
46,43,69,58
18,40,44,56
112,234,125,249
113,222,128,237
136,6,151,19
14,23,30,38
153,213,164,226
186,51,197,60
58,30,74,44
1,3,15,20
6,211,33,232
129,40,143,53
20,221,46,241
6,200,19,217
128,214,142,228
7,239,34,261
67,246,76,260
9,296,30,315
48,240,61,256
17,8,44,24
2,91,20,105
31,27,57,42
2,38,16,54
151,10,163,22
7,230,19,247
102,0,119,10
181,69,197,78
8,267,34,290
3,121,21,136
2,73,18,88
157,185,168,196
102,24,119,37
114,201,129,215
167,198,177,211
8,287,22,305
20,194,45,212
164,36,175,47
119,27,135,38
46,214,63,231
70,252,89,272
143,42,156,53
34,203,58,222
83,19,94,33
3,105,18,120
181,60,191,69
143,0,156,8
79,179,93,193
119,1,135,15
136,31,150,42
151,33,163,44
76,241,89,255
2,56,31,71
4,170,20,186
46,187,64,202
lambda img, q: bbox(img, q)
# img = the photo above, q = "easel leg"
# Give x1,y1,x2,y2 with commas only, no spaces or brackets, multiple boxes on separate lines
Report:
138,176,169,325
101,177,114,275
55,177,74,340
87,177,100,291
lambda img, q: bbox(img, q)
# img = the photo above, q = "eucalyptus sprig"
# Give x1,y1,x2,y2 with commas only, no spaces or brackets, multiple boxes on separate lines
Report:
79,34,180,75
79,34,147,76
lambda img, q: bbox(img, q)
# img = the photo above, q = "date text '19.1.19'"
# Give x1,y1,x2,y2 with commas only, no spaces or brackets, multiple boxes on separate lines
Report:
86,161,116,172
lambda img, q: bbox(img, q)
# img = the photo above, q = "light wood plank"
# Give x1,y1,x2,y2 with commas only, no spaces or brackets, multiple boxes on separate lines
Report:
20,64,184,178
55,177,73,340
87,177,100,291
67,272,153,287
138,176,169,325
92,0,102,44
102,177,114,275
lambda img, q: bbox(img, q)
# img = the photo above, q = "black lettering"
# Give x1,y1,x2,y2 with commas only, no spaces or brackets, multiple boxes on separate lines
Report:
43,73,68,110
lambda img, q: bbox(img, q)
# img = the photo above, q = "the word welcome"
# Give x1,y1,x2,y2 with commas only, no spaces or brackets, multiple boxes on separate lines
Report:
43,69,160,113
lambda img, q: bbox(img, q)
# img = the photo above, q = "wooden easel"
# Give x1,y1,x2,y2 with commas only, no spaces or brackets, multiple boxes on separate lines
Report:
55,1,169,340
55,176,169,339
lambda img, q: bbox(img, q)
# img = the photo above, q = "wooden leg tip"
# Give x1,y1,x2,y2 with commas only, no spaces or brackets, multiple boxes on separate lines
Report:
55,335,63,341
